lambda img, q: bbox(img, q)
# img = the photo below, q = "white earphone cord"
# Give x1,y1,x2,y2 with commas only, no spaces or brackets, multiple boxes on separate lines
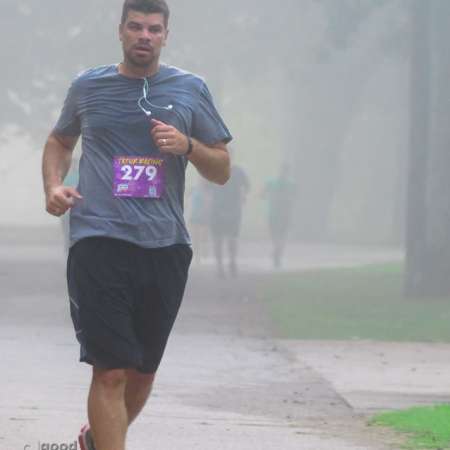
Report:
138,77,173,117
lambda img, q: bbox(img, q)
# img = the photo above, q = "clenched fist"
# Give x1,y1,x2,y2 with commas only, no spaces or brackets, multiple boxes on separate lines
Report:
150,119,190,156
46,185,82,217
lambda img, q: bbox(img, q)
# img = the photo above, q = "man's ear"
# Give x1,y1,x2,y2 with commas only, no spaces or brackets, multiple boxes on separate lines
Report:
119,23,124,42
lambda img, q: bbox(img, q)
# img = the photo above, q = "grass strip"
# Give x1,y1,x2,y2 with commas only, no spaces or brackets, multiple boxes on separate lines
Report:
258,263,450,342
371,405,450,449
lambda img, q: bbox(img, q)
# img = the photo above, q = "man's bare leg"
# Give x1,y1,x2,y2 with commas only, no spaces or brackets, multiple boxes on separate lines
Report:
124,369,155,425
88,367,128,450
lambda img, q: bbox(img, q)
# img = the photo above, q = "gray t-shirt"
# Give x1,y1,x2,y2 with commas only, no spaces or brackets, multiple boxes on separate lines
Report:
54,64,232,248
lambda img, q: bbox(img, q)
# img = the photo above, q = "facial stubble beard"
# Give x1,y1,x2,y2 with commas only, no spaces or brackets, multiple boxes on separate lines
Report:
125,52,157,70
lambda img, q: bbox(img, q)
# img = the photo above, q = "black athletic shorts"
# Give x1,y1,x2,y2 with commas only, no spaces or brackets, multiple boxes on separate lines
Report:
67,237,192,373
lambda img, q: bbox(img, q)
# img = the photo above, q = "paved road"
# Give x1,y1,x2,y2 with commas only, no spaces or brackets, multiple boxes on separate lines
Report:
1,226,403,449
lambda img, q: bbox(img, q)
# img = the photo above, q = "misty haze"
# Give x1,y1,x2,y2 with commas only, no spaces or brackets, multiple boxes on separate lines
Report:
1,1,450,449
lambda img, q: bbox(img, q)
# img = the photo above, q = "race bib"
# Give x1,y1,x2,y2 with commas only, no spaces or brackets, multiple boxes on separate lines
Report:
113,156,165,199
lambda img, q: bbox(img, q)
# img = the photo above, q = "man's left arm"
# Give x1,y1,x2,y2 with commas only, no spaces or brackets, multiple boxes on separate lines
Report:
186,138,230,185
151,119,230,185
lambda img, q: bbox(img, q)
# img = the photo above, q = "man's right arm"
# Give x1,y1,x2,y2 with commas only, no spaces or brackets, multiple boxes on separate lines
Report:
42,133,82,217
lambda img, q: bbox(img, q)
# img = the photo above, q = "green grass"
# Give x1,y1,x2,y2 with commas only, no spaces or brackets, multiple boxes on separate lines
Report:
371,405,450,449
258,262,450,342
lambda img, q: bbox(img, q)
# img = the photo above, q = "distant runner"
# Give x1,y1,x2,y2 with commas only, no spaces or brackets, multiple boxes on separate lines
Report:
262,163,296,268
209,163,250,277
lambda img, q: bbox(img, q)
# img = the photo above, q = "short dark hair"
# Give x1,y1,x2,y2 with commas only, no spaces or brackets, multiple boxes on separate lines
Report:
121,0,170,27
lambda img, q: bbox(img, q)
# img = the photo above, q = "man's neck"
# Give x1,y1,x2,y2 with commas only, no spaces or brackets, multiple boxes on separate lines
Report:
118,61,160,79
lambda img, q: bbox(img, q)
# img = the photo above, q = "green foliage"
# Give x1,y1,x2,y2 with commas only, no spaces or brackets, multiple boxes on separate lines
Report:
371,405,450,449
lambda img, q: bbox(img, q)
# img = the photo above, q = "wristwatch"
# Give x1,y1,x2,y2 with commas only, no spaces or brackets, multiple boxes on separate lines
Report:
185,137,193,156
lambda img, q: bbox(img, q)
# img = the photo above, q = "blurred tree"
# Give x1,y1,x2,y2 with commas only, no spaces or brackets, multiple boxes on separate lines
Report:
404,0,430,297
289,0,408,240
405,0,450,297
0,0,121,139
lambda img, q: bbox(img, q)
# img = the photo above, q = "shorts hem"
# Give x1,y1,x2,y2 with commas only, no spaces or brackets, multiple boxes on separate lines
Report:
79,357,157,374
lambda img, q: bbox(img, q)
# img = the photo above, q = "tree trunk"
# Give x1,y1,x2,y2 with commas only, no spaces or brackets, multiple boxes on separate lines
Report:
405,0,450,297
421,0,450,296
404,0,431,297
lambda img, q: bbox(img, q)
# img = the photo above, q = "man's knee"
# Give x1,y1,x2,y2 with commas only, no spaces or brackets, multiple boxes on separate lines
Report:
126,370,156,389
92,367,128,390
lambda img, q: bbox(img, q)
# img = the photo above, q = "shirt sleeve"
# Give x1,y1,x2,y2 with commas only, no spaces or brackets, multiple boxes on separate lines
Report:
53,79,81,137
191,81,232,145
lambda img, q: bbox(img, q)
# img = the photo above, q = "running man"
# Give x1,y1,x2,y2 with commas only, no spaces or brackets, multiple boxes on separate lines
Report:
41,1,231,449
262,163,296,268
209,163,250,277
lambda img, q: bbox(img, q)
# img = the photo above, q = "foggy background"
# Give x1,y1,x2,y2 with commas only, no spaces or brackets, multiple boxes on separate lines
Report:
0,0,449,296
2,2,450,448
